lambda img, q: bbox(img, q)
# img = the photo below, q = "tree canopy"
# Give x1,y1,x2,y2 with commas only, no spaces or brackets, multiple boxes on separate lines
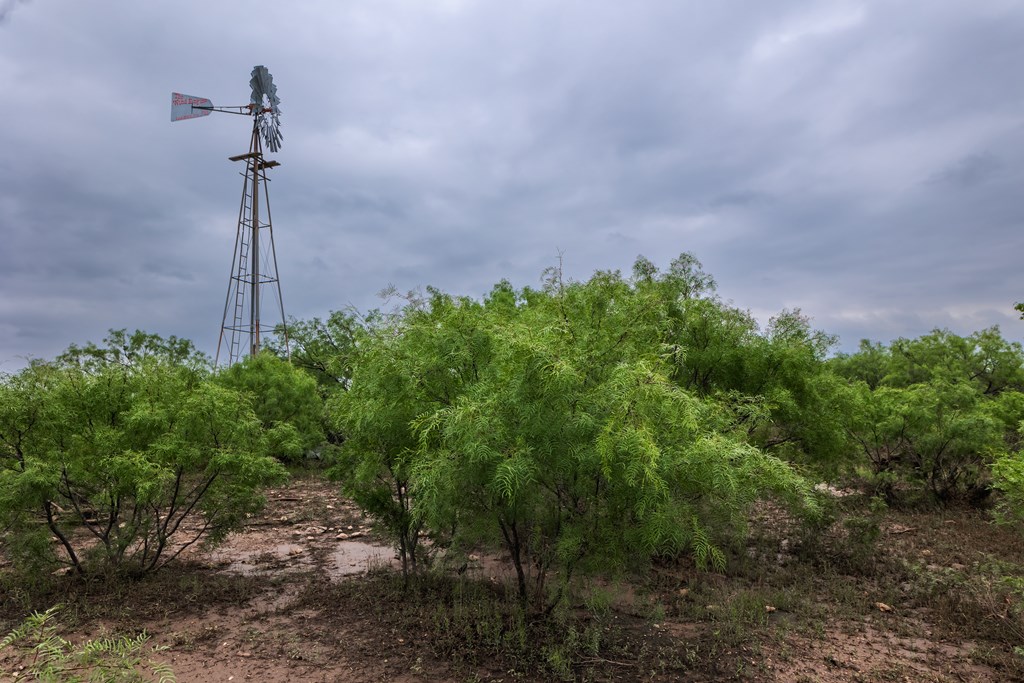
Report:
328,255,821,606
0,331,287,576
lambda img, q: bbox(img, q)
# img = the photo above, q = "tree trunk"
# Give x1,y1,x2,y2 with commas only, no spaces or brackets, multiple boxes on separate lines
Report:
44,501,84,576
499,518,527,603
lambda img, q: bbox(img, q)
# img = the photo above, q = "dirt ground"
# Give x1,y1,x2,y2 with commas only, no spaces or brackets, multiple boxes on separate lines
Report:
2,476,1023,682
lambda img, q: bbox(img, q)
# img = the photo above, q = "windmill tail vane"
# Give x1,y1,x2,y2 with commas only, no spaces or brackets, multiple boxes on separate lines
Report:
170,92,214,121
170,66,289,366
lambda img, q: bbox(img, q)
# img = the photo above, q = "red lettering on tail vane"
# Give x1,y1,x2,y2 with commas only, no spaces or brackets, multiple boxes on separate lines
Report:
170,92,213,121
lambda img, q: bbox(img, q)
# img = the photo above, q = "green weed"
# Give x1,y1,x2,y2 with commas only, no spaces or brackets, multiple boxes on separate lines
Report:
1,605,176,682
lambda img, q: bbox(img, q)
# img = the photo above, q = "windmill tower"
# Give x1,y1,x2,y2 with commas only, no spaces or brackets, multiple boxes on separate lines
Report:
171,66,289,366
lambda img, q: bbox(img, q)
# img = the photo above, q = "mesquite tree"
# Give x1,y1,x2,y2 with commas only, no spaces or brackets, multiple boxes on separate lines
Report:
834,328,1024,504
328,292,490,583
330,258,819,608
217,352,324,463
0,331,287,576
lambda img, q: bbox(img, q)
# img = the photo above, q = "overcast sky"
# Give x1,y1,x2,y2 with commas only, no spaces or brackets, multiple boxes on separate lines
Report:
2,0,1022,368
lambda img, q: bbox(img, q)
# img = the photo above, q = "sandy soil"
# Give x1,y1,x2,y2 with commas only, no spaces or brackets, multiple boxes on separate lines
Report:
2,477,1021,682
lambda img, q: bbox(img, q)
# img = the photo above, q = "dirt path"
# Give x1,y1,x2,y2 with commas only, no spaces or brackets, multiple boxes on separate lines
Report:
145,480,448,682
3,477,1022,681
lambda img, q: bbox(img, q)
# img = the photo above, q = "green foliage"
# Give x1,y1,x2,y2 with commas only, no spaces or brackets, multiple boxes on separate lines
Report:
330,256,818,608
885,329,1024,396
834,328,1024,396
649,268,851,471
1,605,176,682
840,495,887,572
327,291,489,582
993,440,1024,524
831,339,890,390
847,380,1004,502
269,310,364,393
0,331,287,576
58,328,205,372
269,311,373,448
217,351,324,462
836,328,1024,505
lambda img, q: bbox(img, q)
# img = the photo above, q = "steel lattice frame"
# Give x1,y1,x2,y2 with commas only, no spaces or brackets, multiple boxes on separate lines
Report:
215,117,288,366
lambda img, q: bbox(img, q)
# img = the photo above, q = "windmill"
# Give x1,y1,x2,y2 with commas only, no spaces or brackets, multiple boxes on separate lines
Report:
171,65,288,366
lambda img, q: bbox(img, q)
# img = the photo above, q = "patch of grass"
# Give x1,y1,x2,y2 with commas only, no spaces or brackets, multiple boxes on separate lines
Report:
0,561,276,637
902,557,1024,650
294,572,689,680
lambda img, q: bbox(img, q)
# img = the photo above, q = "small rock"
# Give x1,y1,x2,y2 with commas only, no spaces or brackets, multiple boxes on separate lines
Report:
875,602,893,613
348,531,365,539
336,533,349,540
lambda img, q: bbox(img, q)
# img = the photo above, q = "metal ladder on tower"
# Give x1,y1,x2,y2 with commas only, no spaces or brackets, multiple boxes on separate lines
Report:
219,162,255,366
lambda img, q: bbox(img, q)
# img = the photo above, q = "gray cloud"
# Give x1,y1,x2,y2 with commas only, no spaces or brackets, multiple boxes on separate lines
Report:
1,0,1023,367
0,0,28,23
929,153,1003,188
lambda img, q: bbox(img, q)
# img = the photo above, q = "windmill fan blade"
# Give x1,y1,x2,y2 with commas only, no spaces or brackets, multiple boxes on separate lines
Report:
249,67,265,106
250,65,281,114
260,115,283,153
